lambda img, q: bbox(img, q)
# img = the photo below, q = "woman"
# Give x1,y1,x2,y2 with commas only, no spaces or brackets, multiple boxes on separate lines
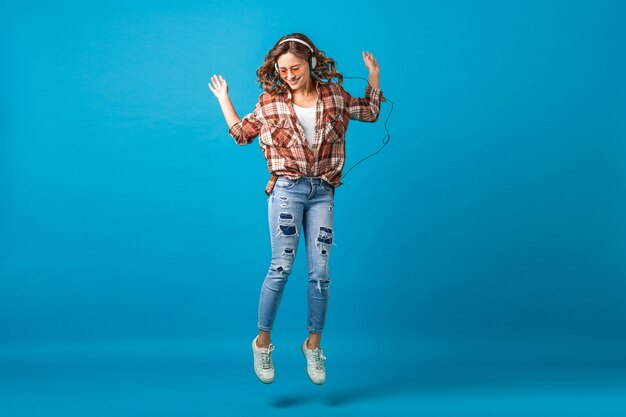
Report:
208,33,384,385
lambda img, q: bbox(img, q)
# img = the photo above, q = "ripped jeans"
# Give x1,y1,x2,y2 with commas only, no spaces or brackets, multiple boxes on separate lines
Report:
258,176,336,335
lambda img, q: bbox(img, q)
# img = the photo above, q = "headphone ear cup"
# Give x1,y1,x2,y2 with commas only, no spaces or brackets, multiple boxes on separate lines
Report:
310,56,317,70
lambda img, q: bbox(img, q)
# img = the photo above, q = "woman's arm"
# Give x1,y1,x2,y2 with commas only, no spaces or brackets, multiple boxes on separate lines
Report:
208,74,263,145
363,51,380,89
340,52,385,122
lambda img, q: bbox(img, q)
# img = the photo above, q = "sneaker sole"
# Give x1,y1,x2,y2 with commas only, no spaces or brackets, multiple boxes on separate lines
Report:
256,374,274,384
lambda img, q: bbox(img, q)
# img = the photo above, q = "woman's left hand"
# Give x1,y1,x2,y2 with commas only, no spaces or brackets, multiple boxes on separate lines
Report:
362,51,380,74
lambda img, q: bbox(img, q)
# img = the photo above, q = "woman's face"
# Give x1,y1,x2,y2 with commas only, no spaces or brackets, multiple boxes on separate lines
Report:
276,52,310,91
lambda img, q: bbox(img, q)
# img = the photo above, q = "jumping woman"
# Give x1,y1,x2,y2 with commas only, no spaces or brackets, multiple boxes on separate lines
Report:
208,33,385,385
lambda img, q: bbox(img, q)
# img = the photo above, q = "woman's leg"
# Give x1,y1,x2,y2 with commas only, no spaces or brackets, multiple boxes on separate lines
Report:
302,181,335,343
257,179,304,340
256,330,272,348
306,333,322,349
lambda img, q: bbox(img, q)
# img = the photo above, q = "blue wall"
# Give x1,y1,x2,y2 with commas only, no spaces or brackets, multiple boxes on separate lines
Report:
1,1,625,415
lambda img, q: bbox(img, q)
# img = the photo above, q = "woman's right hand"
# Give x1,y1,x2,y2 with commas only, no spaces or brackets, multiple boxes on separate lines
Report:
208,74,229,101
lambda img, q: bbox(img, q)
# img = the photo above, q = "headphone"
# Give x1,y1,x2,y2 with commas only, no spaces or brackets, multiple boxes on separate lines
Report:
274,37,317,74
273,37,394,183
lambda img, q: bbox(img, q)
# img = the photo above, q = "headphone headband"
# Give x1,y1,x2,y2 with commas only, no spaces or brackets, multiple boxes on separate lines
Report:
275,37,317,71
277,37,314,52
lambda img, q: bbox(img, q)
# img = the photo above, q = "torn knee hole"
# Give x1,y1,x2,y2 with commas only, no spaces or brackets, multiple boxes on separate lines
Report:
278,212,297,236
317,226,333,244
316,279,331,291
280,225,297,235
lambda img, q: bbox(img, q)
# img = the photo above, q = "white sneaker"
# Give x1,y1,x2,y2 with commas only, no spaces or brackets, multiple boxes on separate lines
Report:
252,335,275,383
301,338,326,384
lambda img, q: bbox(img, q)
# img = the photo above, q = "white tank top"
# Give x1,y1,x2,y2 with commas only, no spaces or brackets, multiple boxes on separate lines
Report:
292,103,317,148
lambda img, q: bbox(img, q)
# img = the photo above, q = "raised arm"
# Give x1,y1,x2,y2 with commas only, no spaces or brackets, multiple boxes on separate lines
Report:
340,51,385,122
341,84,385,122
208,74,263,145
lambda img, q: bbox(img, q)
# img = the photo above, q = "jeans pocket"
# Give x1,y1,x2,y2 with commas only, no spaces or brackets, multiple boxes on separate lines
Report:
275,178,296,189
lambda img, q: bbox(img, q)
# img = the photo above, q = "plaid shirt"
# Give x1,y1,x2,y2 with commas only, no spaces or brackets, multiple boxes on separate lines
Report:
228,78,385,195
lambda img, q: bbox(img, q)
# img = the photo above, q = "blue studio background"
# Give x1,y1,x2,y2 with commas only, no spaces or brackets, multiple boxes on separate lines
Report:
1,0,625,416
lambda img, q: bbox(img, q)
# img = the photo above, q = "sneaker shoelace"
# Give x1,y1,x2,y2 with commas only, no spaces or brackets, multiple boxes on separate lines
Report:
259,344,275,370
311,348,326,370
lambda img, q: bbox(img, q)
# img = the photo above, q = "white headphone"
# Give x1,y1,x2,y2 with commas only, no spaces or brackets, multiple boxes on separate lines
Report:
274,37,317,74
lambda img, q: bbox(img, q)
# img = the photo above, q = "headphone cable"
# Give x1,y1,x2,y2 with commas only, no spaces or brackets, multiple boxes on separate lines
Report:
338,76,394,183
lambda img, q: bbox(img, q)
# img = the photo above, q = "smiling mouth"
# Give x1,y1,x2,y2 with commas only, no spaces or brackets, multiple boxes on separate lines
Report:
288,78,300,84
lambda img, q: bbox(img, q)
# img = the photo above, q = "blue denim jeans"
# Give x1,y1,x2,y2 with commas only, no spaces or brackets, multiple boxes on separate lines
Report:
258,176,336,334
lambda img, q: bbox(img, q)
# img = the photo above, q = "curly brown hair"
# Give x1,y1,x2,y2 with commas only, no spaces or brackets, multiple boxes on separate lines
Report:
256,33,344,95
